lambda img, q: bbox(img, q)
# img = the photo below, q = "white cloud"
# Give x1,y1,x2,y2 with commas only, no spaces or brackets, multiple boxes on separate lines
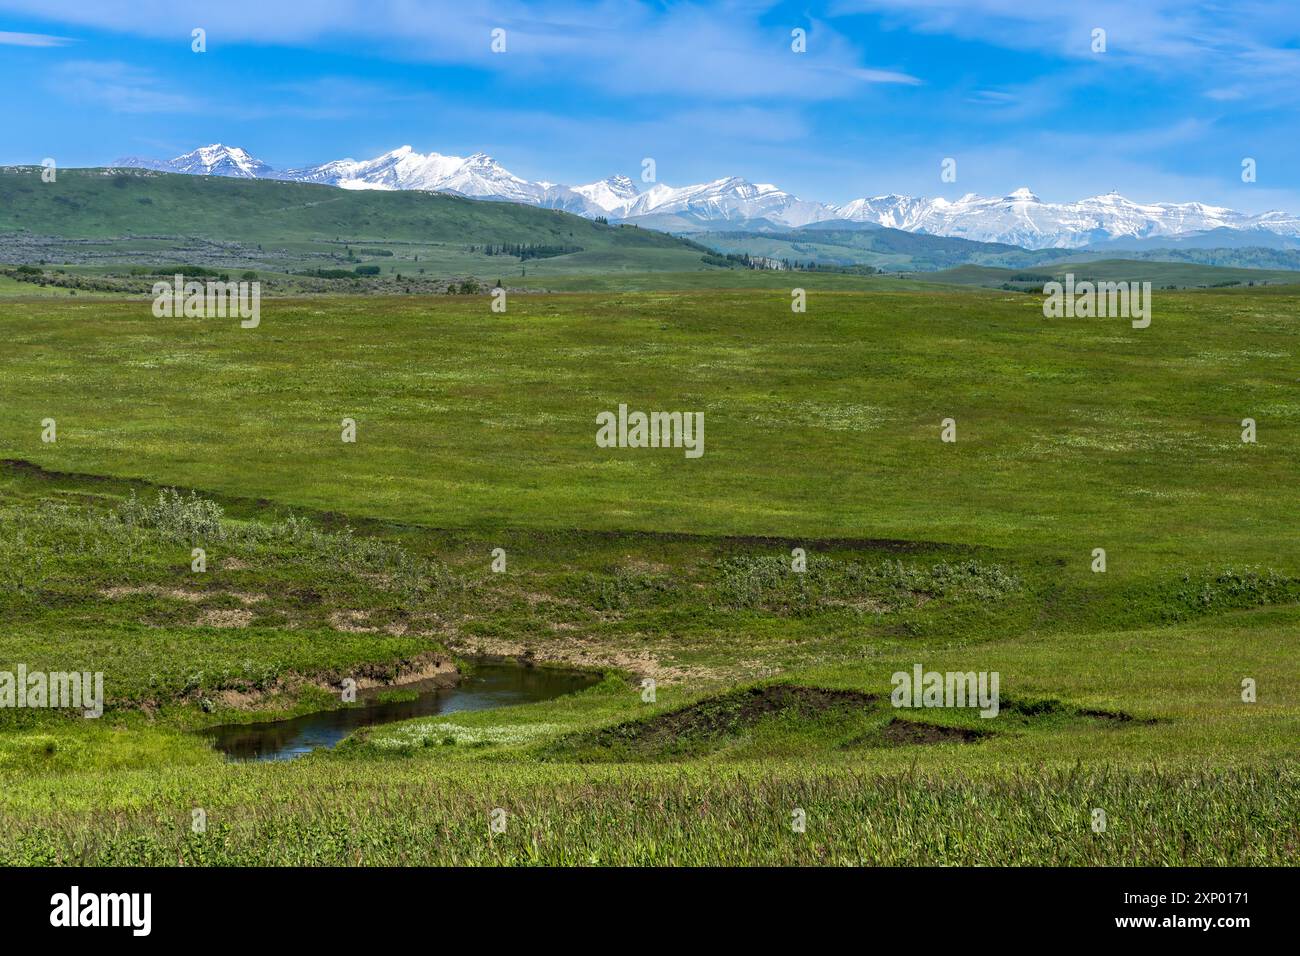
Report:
832,0,1300,100
0,29,72,46
0,0,920,101
847,67,922,85
49,61,197,113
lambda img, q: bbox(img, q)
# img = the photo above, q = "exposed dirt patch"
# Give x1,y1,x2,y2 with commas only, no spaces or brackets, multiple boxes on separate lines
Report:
211,687,265,708
637,684,876,738
545,684,877,760
876,717,989,745
1076,707,1158,725
197,608,254,628
1001,696,1157,725
102,585,204,602
620,558,672,574
329,609,378,633
327,655,458,692
442,633,711,684
100,585,265,606
2,458,116,484
221,557,251,571
207,653,457,711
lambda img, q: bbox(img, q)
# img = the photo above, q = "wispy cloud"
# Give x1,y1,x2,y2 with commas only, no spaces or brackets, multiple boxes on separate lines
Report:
847,67,922,85
833,0,1300,103
0,29,73,46
0,0,919,102
49,61,197,113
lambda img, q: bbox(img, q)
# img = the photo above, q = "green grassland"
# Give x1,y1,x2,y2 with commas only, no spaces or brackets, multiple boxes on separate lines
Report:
0,166,716,279
0,285,1297,865
919,259,1300,290
3,288,1297,566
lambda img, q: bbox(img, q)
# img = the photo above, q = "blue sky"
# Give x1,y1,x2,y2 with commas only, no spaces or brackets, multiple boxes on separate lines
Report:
1,0,1297,211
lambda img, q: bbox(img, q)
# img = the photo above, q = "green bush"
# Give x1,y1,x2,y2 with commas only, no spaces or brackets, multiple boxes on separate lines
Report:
117,489,226,543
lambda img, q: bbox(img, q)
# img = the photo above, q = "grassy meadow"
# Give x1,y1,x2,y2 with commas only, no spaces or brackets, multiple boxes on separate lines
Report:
0,282,1297,865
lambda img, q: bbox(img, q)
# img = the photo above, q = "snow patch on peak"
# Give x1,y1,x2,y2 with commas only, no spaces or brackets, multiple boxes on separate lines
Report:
1004,187,1039,202
112,143,275,178
573,175,642,215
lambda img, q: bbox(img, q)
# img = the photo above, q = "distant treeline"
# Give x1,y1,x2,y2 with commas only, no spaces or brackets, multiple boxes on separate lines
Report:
127,265,240,278
297,266,379,278
469,243,583,260
700,251,877,274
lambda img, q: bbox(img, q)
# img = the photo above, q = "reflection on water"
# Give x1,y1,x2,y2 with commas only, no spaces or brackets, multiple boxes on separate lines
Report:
203,663,598,762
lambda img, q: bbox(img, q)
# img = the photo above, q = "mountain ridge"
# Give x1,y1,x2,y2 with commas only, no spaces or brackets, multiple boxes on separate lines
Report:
111,143,1300,250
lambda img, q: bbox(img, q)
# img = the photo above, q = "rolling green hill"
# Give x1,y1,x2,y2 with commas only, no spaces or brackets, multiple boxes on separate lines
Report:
0,166,715,275
702,224,1300,278
701,224,1066,272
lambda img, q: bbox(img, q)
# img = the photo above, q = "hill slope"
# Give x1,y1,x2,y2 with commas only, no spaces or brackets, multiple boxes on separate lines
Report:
702,225,1073,271
702,223,1300,277
0,166,713,273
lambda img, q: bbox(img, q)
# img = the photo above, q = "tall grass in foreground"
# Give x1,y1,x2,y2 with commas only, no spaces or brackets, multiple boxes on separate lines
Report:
3,764,1294,866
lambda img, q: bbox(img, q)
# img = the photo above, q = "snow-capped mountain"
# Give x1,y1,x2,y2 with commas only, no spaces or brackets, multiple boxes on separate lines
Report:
278,145,599,214
286,146,533,198
620,177,838,228
834,194,935,231
111,144,1300,249
115,144,274,179
572,175,640,214
831,188,1290,249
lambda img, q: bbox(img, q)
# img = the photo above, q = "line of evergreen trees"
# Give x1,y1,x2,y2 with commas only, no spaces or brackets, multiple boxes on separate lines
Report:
469,243,583,261
702,252,876,274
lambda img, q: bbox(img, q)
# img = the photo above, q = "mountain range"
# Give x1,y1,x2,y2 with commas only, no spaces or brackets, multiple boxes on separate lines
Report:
112,144,1300,250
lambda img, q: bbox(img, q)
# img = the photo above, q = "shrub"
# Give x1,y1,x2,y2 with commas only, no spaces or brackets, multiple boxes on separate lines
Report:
714,555,1020,615
117,489,226,542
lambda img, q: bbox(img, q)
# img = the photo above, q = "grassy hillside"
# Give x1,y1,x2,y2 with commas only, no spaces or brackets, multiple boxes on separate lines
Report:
703,225,1072,271
0,166,714,275
703,225,1300,277
1071,244,1300,269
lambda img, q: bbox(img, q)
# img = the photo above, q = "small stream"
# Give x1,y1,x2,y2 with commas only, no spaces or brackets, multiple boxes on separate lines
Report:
203,662,598,762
